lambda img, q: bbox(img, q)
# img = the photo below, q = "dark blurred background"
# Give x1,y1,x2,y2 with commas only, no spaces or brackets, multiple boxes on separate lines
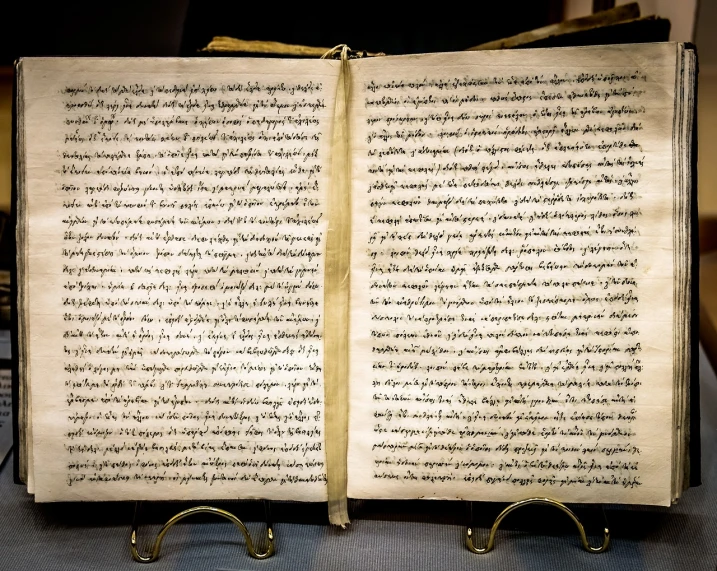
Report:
0,1,565,62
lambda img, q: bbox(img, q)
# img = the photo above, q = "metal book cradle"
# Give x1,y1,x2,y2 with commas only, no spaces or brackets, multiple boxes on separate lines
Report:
130,497,609,562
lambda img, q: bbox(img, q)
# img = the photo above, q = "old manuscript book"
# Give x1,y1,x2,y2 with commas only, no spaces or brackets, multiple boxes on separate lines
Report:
14,43,697,525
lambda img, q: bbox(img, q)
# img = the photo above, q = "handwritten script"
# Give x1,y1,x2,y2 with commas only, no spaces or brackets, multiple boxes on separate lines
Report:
348,47,676,505
24,59,339,501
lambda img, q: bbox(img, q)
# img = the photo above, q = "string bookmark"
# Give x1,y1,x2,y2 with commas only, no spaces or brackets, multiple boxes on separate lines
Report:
322,42,352,528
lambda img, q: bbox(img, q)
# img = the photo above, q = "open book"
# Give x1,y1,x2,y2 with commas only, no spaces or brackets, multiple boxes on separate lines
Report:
14,43,697,525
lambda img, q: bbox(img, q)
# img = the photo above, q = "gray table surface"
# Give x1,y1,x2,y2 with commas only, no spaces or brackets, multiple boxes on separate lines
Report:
1,348,716,571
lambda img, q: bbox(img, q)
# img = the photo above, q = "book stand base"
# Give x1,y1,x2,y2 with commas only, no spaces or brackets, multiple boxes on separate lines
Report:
130,501,275,563
466,497,610,554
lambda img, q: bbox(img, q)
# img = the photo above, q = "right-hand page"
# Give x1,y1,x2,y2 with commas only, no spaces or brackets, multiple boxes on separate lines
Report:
347,43,681,505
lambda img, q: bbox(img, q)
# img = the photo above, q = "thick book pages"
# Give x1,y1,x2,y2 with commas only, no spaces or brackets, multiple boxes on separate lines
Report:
15,43,696,517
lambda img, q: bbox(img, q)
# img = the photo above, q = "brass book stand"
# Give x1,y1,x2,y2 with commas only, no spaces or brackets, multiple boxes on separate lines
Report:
130,501,275,562
466,497,610,554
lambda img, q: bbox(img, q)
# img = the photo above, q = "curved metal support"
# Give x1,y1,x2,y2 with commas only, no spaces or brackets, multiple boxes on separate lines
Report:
130,503,275,563
466,498,610,554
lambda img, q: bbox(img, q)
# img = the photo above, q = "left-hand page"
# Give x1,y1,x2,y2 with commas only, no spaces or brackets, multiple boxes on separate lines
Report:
18,57,340,502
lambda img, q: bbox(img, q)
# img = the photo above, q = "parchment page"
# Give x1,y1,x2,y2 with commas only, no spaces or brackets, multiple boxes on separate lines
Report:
22,58,339,501
348,44,678,505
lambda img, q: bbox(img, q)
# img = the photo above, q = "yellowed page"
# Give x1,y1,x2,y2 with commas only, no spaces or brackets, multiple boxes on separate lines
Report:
21,57,339,502
347,44,679,505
